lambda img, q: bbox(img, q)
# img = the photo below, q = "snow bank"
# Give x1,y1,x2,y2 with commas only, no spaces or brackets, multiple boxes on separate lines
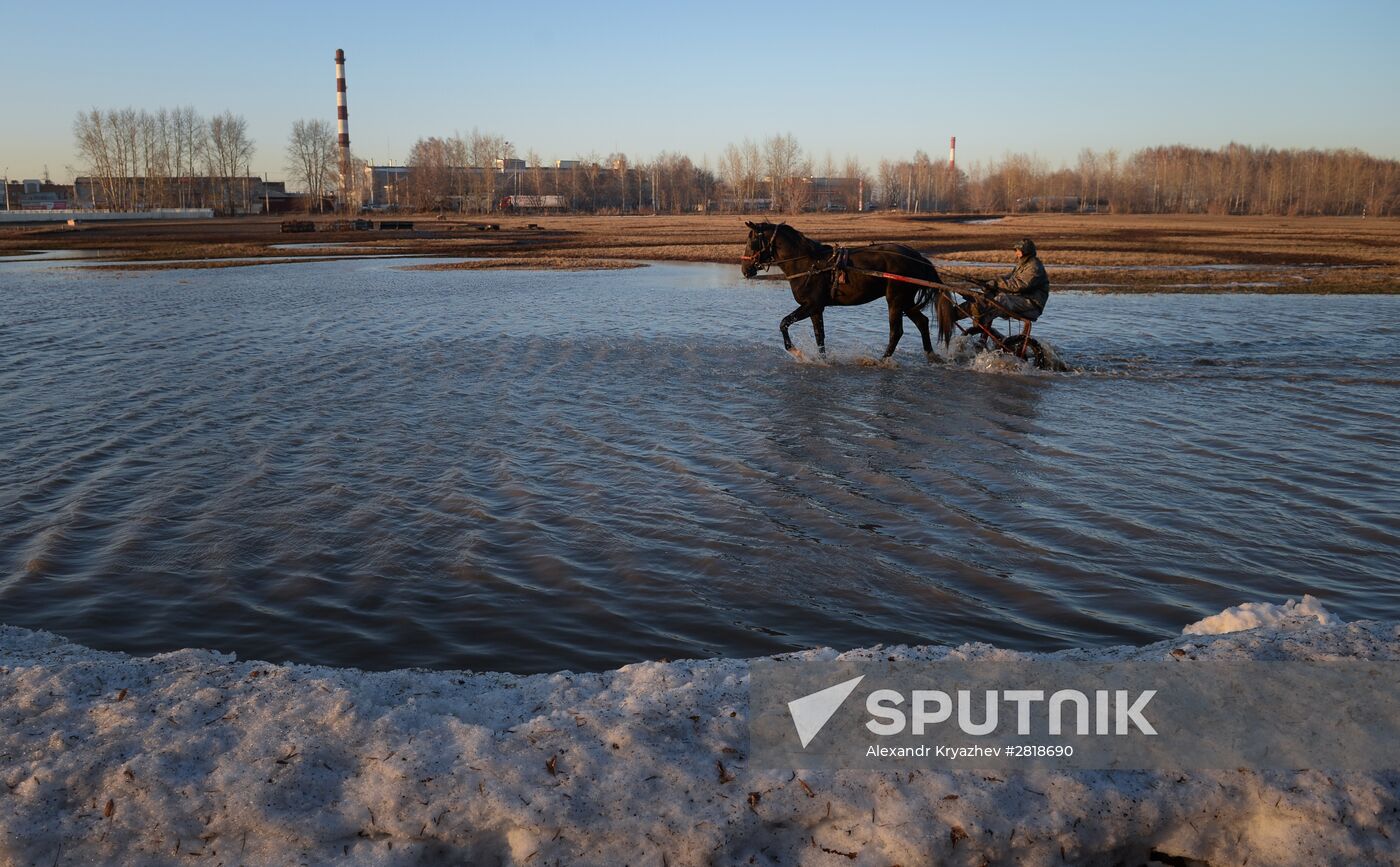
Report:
1183,594,1341,635
3,608,1398,866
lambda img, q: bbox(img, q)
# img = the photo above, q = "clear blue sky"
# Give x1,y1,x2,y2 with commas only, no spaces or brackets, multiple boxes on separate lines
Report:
3,0,1397,183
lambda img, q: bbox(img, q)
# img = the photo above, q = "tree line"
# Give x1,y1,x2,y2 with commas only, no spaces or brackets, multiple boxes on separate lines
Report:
395,134,1398,217
894,144,1398,217
72,107,254,213
72,106,1398,217
395,133,717,215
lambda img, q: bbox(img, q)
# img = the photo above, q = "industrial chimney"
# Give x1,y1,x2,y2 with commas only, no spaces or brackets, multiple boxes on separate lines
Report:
948,136,956,171
335,49,351,211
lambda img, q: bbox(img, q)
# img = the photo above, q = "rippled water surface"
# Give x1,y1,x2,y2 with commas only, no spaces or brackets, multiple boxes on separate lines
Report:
2,258,1397,673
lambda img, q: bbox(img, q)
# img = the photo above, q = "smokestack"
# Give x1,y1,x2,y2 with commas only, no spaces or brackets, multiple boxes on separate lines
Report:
335,48,351,210
948,136,956,170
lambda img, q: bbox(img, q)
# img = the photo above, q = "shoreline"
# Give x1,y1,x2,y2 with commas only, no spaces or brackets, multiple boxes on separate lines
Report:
4,606,1398,866
2,212,1398,293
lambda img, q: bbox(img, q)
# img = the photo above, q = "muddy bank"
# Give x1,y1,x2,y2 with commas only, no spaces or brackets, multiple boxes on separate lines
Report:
2,213,1396,290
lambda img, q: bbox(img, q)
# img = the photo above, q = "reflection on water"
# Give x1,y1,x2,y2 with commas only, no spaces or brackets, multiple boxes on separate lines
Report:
1,259,1397,673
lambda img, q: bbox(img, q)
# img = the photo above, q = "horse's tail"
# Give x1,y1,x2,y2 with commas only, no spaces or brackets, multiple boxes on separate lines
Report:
915,267,956,347
934,291,955,347
915,284,934,312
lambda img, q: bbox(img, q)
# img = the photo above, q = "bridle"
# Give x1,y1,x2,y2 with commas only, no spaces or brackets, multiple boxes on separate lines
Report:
741,225,780,272
743,223,854,294
742,224,805,273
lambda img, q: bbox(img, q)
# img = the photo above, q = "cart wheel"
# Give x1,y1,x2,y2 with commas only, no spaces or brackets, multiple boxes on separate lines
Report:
1002,334,1064,371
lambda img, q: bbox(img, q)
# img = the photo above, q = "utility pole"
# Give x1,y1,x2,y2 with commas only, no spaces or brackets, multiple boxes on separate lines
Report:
2,168,9,211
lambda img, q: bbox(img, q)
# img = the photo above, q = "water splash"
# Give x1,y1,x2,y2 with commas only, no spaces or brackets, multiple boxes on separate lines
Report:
940,334,1073,374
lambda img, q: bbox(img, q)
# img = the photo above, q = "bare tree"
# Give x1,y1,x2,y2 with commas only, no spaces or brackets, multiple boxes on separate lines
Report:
720,139,766,212
1076,148,1100,211
719,144,744,212
577,152,603,211
406,136,453,211
73,109,120,209
842,155,869,210
786,158,814,213
170,106,205,208
608,153,629,213
447,134,470,208
72,107,146,210
145,109,180,207
111,109,140,208
876,159,898,210
741,140,763,211
285,118,336,212
138,110,166,208
525,148,545,198
206,111,254,215
763,133,804,212
633,157,651,212
694,157,718,212
465,129,509,212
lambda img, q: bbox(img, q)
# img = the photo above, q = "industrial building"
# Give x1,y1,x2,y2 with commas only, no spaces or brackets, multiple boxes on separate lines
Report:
2,179,73,211
70,176,294,214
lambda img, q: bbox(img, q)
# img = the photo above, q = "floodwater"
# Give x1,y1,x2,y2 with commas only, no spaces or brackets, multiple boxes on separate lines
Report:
0,249,110,263
1,258,1397,673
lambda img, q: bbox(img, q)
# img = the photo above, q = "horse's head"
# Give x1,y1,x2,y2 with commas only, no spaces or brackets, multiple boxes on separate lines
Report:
741,220,781,278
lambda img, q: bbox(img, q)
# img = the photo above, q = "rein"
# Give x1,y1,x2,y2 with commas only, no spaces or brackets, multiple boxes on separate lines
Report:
742,253,811,272
783,261,838,280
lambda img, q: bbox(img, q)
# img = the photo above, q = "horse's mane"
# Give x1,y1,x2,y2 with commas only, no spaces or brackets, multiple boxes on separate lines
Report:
774,222,832,258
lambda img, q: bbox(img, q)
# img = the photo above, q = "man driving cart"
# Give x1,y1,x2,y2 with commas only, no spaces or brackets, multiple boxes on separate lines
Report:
963,238,1050,333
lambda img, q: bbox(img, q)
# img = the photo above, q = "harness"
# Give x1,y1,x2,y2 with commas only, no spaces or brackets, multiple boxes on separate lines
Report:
785,249,847,282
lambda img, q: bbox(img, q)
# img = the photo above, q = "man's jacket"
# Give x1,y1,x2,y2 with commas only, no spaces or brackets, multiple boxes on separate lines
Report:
991,256,1050,312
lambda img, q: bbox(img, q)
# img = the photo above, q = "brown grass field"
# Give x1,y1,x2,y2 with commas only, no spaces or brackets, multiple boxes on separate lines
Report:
3,212,1398,292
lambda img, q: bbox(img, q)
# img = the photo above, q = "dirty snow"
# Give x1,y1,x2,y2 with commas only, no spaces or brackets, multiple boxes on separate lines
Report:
1183,594,1342,635
2,602,1398,866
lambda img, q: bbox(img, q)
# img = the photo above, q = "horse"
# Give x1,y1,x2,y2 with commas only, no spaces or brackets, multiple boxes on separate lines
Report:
742,221,955,362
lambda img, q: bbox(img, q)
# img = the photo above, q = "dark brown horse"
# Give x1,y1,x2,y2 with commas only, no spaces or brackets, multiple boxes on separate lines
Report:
742,221,954,361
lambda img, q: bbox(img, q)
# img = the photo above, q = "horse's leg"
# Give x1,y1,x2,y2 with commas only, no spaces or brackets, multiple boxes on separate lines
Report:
882,299,904,358
780,304,815,357
959,298,992,346
811,308,826,356
905,305,942,363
